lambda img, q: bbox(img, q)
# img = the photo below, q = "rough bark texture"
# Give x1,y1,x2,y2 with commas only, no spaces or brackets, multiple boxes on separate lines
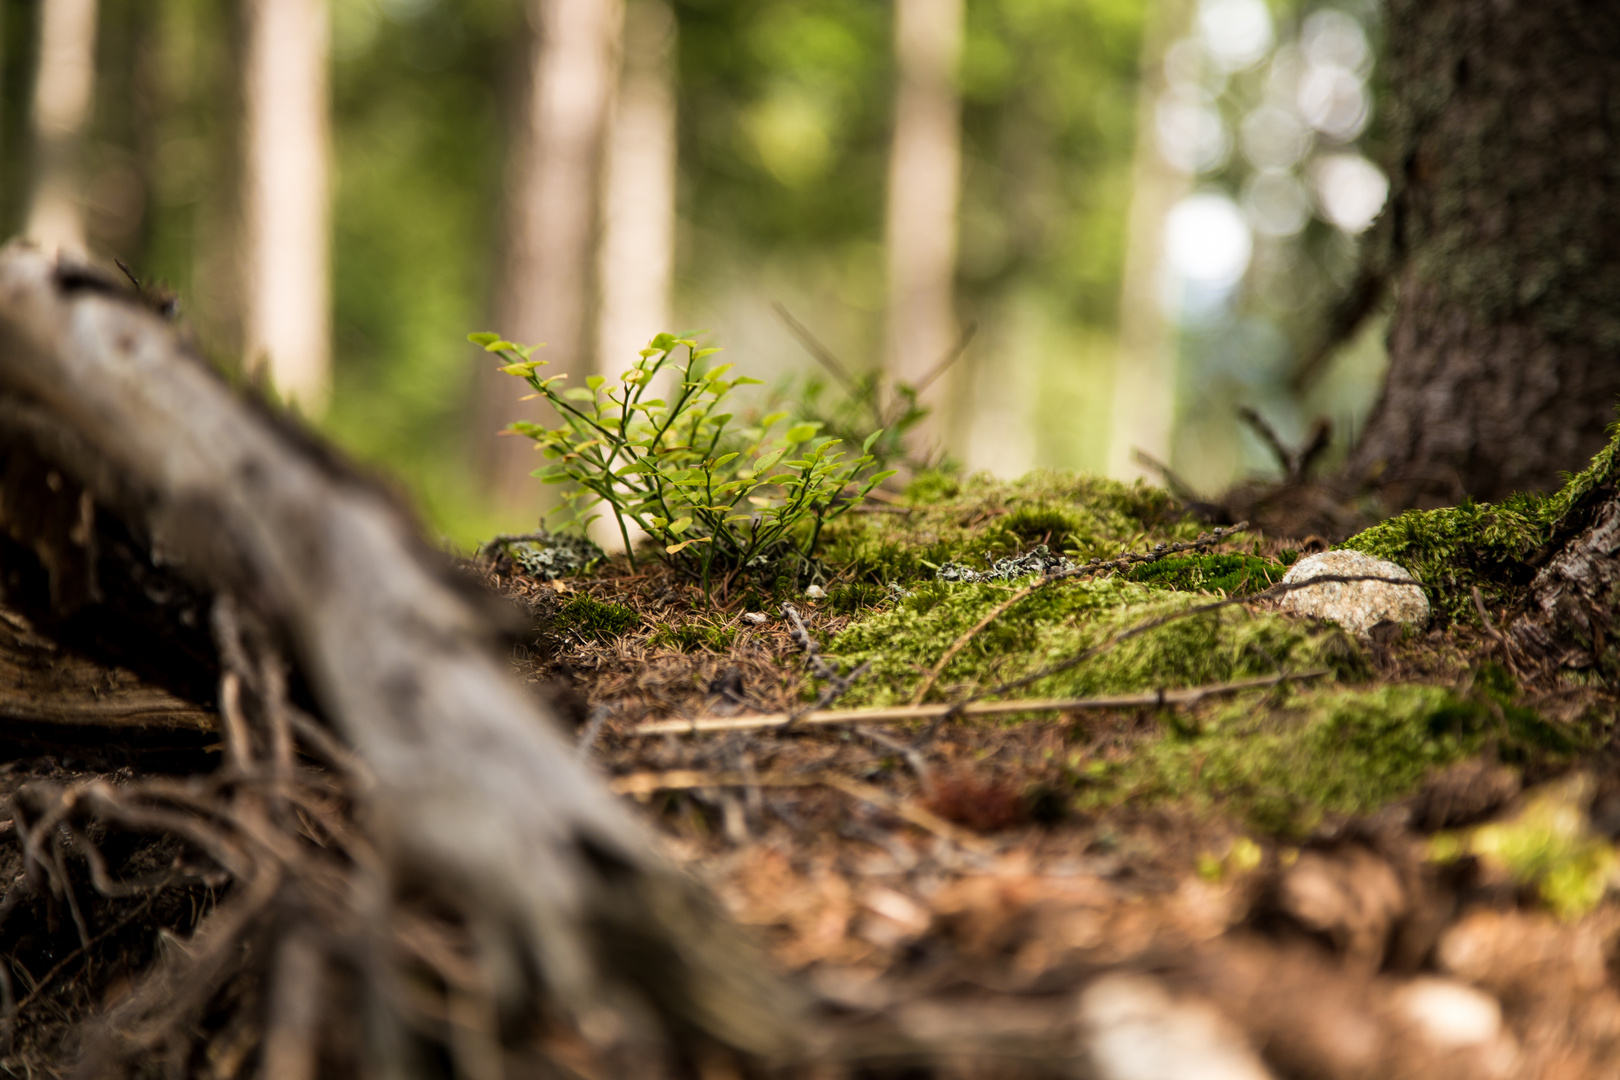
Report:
1347,0,1620,506
0,242,801,1060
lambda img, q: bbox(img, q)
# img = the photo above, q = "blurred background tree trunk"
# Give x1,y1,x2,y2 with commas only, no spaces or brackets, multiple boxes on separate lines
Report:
242,0,331,414
481,0,624,522
25,0,97,253
590,0,675,552
1346,0,1620,507
883,0,963,454
1106,0,1190,484
596,0,675,377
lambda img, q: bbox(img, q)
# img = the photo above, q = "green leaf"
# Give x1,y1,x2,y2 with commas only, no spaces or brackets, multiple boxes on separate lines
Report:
760,411,790,429
586,375,605,390
862,428,886,454
754,449,784,472
467,332,501,347
694,347,724,361
564,388,596,401
863,470,899,489
665,537,712,554
668,516,693,535
785,423,819,444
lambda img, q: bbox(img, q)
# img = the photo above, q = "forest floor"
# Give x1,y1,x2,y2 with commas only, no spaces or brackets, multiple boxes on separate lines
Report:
4,468,1620,1077
479,469,1620,1078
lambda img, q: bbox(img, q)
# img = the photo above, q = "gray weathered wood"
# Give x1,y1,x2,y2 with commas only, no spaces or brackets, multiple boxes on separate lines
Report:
0,242,801,1057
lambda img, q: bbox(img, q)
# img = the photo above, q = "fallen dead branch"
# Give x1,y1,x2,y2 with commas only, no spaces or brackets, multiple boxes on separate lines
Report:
628,670,1328,735
0,243,803,1071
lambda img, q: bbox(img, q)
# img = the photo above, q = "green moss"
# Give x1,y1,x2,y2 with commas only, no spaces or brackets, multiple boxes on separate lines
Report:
825,577,1362,706
648,620,738,653
1440,774,1617,920
1127,553,1284,594
826,582,888,615
1340,498,1545,620
1082,685,1498,836
1341,422,1620,621
557,593,641,642
820,470,1199,586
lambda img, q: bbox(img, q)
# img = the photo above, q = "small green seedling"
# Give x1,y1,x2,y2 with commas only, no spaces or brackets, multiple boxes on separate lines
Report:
472,331,896,596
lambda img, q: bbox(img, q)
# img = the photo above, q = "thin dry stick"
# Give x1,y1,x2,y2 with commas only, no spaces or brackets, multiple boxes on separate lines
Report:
782,603,869,727
1471,585,1524,678
853,725,933,790
628,671,1326,735
610,768,990,854
909,523,1250,704
908,321,978,399
772,302,858,391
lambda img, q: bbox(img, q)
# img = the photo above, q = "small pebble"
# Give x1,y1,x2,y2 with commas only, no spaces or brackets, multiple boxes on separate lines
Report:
741,612,768,625
805,585,826,599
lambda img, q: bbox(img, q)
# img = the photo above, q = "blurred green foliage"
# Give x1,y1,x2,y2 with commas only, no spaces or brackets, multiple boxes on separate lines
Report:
1,0,1156,547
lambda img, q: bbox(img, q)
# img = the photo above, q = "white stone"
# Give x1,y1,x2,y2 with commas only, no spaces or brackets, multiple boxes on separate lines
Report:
1080,974,1275,1080
1394,977,1502,1049
1278,549,1429,635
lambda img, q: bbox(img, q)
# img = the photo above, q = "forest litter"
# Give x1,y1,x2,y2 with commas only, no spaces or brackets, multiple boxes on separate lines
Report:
455,469,1620,1078
3,441,1620,1076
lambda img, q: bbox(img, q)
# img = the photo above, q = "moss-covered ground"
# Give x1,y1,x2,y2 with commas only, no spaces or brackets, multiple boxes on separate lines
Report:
467,452,1620,1073
494,460,1613,849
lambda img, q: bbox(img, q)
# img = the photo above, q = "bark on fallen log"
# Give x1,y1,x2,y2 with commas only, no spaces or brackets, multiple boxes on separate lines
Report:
0,242,802,1062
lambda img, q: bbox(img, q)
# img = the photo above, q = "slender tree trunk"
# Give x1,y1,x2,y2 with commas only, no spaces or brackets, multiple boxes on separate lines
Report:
241,0,331,415
596,0,675,376
1346,0,1620,507
1106,0,1190,483
481,0,624,521
25,0,98,253
590,0,675,552
883,0,964,455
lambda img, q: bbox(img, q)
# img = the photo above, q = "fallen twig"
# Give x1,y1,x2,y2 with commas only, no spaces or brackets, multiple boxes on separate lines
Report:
1471,585,1524,678
627,671,1327,736
782,603,869,727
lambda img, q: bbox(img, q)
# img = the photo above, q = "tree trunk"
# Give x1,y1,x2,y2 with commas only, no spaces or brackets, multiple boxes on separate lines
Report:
24,0,98,253
1346,0,1620,507
1106,0,1191,483
0,243,803,1063
480,0,623,521
590,0,675,553
883,0,964,455
240,0,331,415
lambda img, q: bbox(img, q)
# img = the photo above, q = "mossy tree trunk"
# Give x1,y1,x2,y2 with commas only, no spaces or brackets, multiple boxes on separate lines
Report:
1347,0,1620,507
